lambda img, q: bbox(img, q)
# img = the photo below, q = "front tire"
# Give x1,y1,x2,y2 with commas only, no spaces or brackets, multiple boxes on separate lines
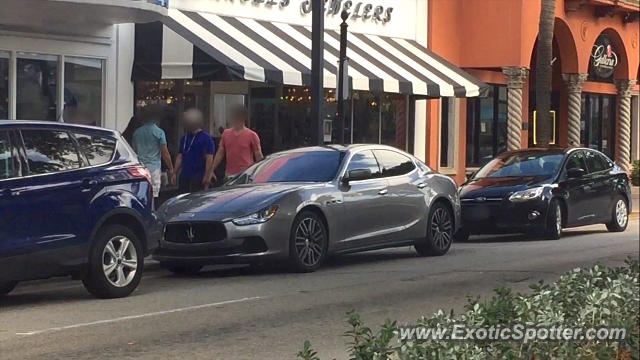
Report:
83,224,144,299
0,281,17,296
289,211,328,273
606,196,628,232
544,199,563,240
415,201,453,256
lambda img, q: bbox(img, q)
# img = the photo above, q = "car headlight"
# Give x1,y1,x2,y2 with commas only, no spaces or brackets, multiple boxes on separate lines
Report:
509,187,544,202
232,205,278,226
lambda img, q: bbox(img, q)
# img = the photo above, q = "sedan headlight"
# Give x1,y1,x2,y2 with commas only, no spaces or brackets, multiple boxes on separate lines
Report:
509,187,544,202
232,205,278,226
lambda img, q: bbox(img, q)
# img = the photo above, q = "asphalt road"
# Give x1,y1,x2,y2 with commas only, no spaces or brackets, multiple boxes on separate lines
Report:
1,220,638,360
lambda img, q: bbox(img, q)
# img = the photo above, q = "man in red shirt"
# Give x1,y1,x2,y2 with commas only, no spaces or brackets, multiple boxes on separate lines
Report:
212,105,264,180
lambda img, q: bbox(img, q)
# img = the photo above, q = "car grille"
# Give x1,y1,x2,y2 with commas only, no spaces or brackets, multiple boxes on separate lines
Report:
164,222,227,244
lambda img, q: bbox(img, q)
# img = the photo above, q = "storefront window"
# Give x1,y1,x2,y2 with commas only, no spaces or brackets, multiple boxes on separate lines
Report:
0,51,8,120
63,57,103,126
466,85,508,167
16,53,58,121
381,94,407,150
352,91,379,144
581,93,616,158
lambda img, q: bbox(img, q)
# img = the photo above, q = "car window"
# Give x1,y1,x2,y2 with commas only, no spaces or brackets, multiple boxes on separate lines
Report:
585,151,610,173
373,149,416,177
473,152,564,179
565,151,588,173
0,130,13,179
230,150,344,184
73,133,116,166
21,129,81,175
346,150,381,178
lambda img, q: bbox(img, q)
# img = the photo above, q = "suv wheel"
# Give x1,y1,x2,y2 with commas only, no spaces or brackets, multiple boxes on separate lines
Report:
0,281,17,296
606,196,628,232
83,224,144,299
415,201,453,256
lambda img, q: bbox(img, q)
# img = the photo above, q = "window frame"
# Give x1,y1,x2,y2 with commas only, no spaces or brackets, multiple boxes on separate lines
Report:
561,150,588,179
0,50,105,126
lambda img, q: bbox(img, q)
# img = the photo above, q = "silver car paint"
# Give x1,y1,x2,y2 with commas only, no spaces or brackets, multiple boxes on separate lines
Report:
154,145,461,263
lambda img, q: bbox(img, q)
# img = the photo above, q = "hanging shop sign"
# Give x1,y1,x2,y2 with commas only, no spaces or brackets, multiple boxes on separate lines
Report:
590,35,618,80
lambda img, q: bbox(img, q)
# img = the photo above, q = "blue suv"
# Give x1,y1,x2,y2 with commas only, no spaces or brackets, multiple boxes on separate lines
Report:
0,121,159,298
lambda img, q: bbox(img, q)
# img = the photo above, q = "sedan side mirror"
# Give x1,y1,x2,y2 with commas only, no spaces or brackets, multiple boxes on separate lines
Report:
567,168,585,179
343,168,372,183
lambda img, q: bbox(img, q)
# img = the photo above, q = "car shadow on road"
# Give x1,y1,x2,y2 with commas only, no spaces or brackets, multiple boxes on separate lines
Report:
465,228,609,243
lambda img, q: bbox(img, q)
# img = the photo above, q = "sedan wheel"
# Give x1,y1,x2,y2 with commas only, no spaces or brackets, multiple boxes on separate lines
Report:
543,199,562,240
606,196,628,232
289,211,327,272
83,224,143,299
415,201,453,256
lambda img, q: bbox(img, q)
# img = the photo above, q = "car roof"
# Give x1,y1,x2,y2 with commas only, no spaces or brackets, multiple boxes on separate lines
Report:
0,120,117,136
274,143,410,156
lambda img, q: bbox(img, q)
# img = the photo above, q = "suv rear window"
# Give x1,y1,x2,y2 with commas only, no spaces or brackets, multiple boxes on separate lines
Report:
0,131,13,179
74,133,116,166
21,129,81,175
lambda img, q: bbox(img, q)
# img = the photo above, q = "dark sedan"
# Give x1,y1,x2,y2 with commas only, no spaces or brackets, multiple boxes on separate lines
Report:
154,145,460,273
457,148,632,240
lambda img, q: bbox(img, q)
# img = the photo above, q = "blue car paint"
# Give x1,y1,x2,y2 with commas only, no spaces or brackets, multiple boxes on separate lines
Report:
0,121,159,283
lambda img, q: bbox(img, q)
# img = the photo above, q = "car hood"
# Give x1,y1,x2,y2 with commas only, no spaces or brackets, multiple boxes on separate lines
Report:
160,183,314,221
459,176,553,199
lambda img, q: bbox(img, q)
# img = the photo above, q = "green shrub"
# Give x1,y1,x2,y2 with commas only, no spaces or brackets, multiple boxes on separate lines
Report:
632,160,640,186
298,260,639,360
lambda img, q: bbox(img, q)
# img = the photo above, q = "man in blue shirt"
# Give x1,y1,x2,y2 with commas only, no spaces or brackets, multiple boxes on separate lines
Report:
132,106,174,205
171,108,215,193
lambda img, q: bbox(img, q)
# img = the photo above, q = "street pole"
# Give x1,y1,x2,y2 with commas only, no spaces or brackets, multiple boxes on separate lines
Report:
311,0,324,145
337,10,348,145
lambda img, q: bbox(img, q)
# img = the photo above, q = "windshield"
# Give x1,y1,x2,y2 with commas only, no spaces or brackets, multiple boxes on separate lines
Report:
473,152,564,179
229,151,344,184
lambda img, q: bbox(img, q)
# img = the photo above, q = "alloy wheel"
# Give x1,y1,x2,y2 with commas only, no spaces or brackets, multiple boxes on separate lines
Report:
294,217,325,268
102,236,138,288
615,200,628,228
429,207,453,250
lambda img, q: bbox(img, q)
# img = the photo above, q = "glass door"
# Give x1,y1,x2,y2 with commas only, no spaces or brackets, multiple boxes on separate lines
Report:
580,93,616,158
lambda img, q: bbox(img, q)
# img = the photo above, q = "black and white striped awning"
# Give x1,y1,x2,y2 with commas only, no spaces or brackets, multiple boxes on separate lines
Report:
133,9,488,98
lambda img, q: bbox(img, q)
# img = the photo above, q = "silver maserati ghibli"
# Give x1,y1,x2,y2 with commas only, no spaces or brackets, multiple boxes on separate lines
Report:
154,145,460,273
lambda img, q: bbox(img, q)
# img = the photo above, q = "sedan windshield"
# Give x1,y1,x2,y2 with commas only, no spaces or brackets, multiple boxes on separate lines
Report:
230,151,344,184
473,152,564,179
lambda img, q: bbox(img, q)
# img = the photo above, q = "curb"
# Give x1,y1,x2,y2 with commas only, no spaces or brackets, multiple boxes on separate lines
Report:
630,212,639,221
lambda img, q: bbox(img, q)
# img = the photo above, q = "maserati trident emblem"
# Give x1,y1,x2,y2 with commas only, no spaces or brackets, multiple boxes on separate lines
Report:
186,226,196,243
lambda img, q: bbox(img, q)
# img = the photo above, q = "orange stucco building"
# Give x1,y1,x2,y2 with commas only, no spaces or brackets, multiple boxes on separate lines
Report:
426,0,640,184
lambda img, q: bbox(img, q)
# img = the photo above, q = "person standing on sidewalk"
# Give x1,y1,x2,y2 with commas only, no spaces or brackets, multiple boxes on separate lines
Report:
212,105,263,181
171,108,216,193
132,106,174,207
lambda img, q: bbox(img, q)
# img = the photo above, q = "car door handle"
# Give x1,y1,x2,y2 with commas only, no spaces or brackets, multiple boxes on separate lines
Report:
378,189,388,195
417,183,427,189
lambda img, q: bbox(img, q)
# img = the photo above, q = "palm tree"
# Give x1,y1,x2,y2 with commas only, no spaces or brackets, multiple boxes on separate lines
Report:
535,0,556,147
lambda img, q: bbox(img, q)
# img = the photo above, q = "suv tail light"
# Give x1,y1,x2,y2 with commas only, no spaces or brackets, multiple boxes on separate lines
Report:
128,166,152,184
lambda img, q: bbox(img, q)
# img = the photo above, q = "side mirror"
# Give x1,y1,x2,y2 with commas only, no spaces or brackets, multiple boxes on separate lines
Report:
343,168,372,183
567,168,585,179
